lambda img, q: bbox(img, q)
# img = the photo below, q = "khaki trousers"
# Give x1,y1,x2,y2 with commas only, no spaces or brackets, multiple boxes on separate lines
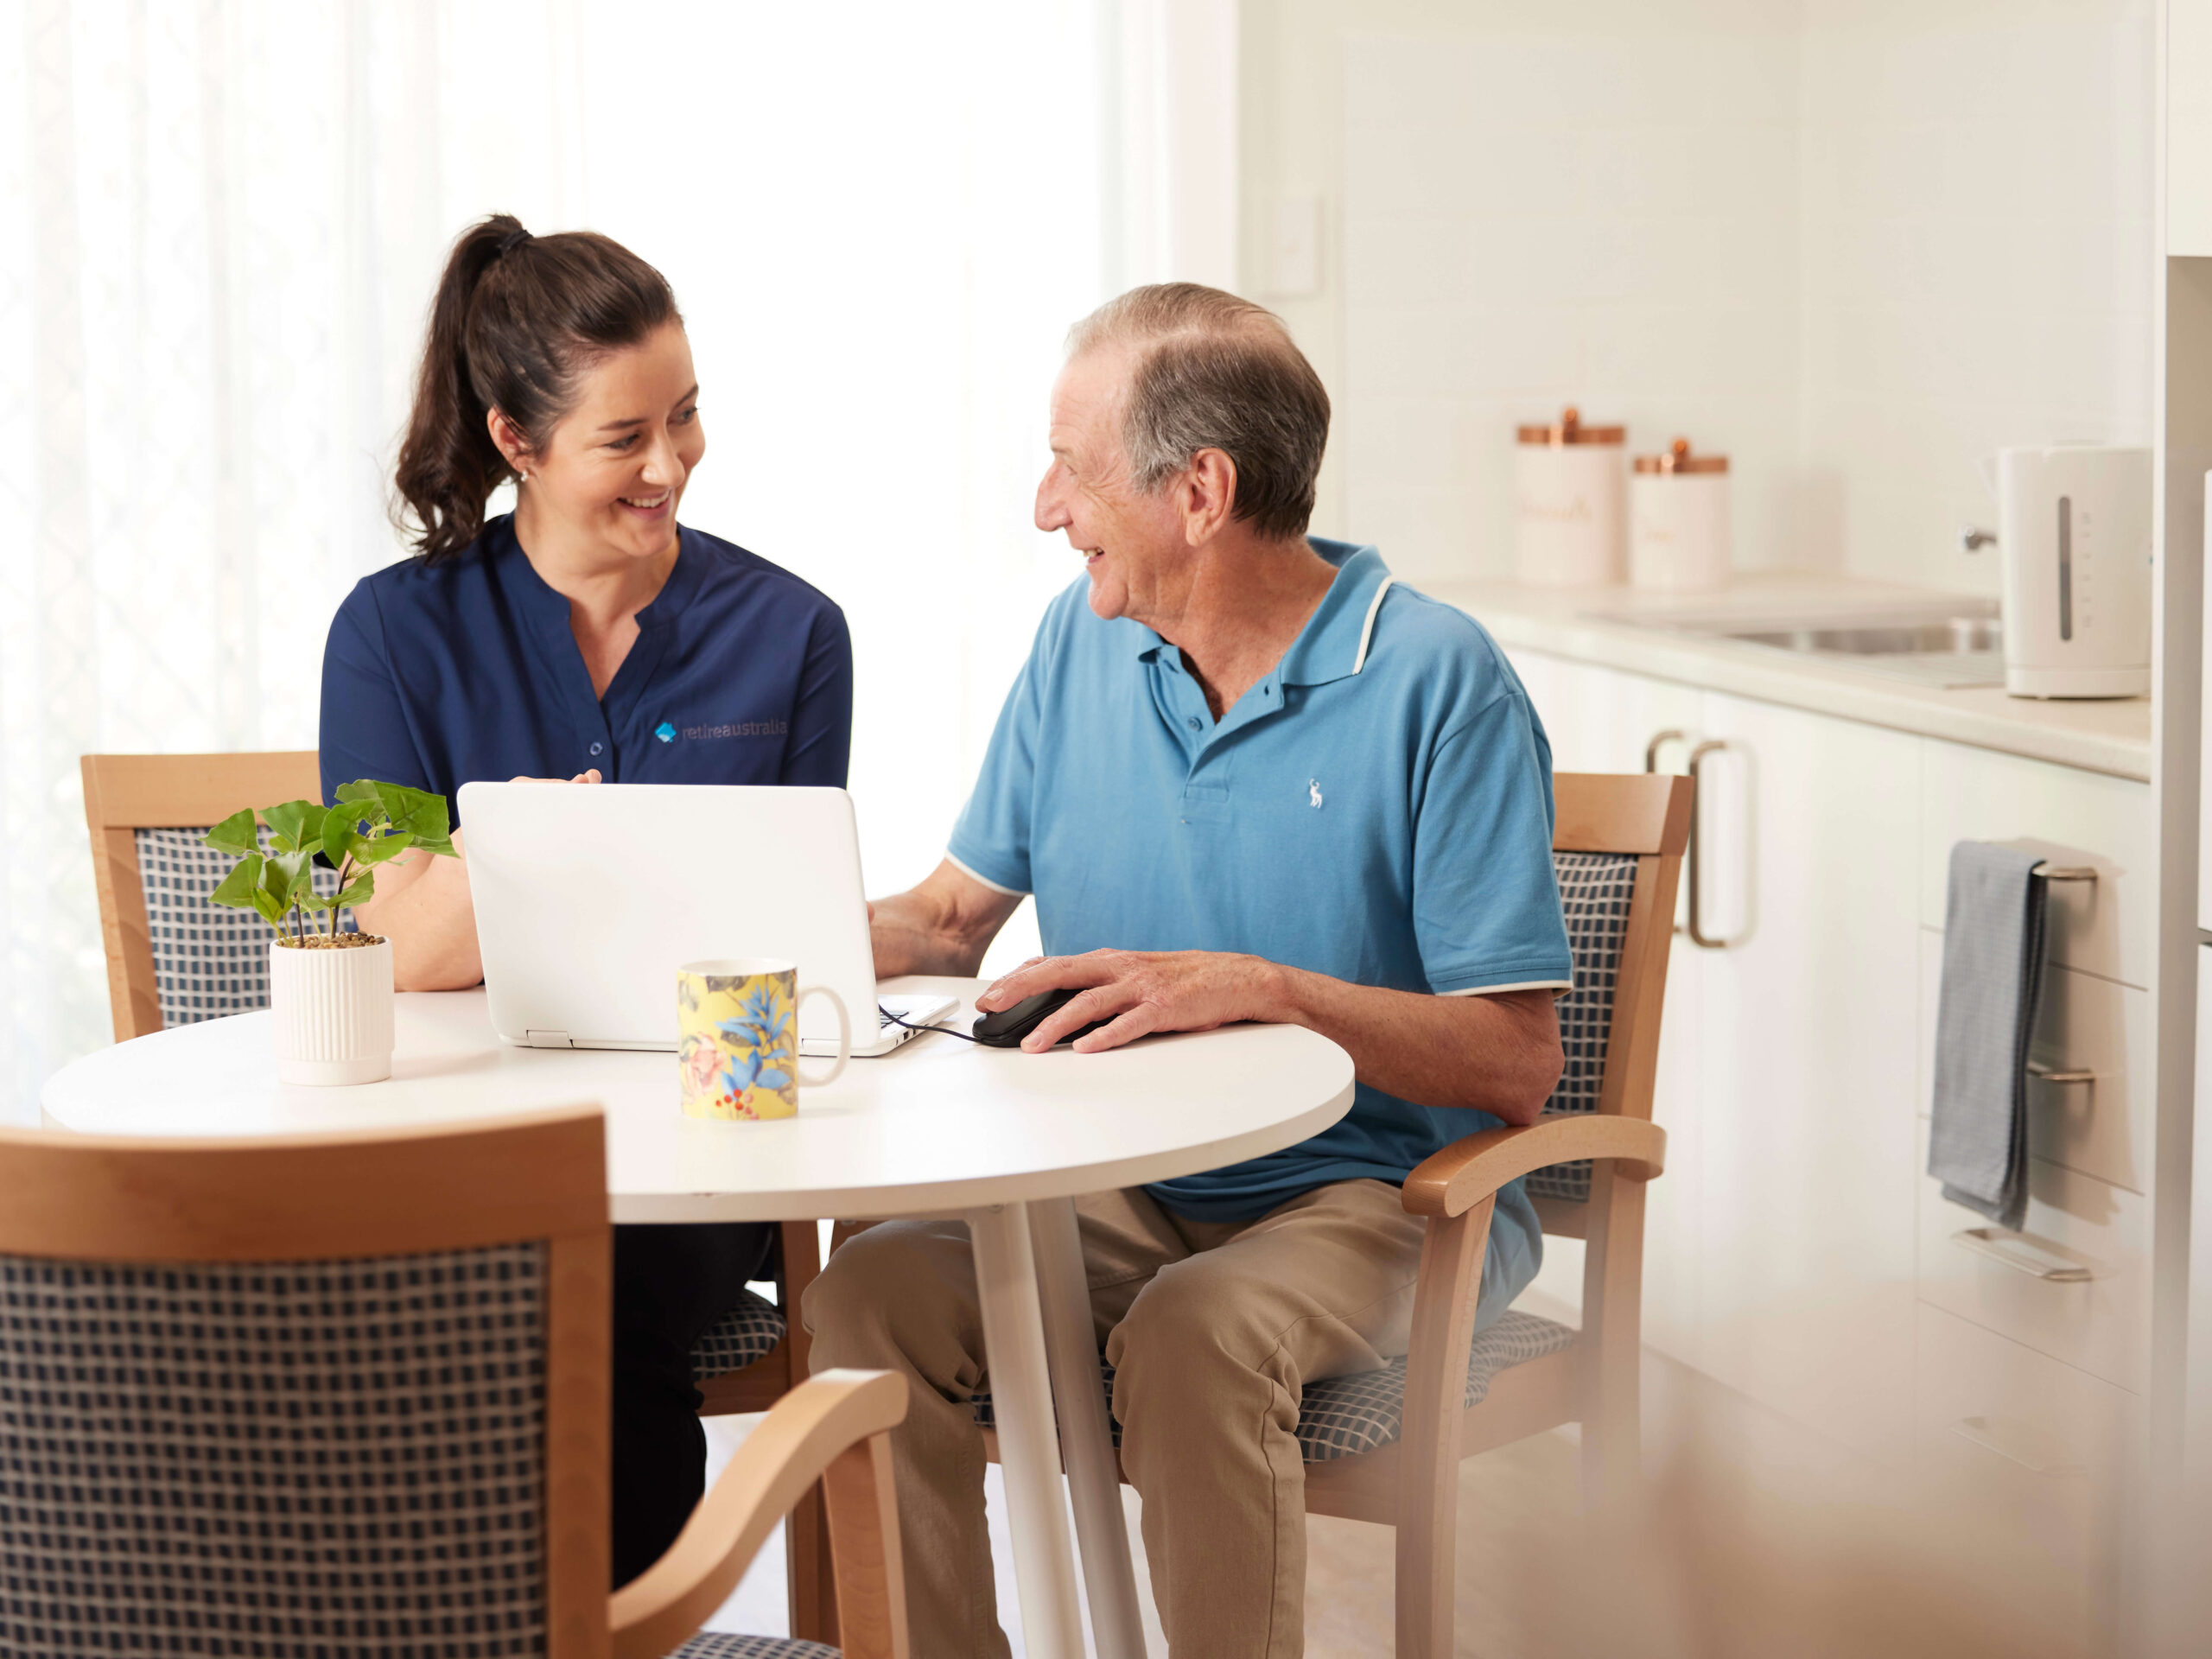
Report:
800,1178,1428,1659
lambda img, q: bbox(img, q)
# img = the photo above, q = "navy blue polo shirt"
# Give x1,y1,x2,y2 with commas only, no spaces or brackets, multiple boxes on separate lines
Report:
949,540,1571,1325
319,515,853,813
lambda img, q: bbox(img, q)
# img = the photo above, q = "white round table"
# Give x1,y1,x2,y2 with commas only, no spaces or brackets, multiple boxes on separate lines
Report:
41,976,1355,1659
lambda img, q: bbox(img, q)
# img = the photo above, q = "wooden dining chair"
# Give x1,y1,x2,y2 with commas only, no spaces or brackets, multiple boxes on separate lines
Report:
80,750,333,1039
0,1107,911,1658
79,747,836,1641
962,769,1692,1656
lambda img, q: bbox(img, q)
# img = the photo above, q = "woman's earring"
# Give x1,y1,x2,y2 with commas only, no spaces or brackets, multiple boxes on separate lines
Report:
518,468,529,485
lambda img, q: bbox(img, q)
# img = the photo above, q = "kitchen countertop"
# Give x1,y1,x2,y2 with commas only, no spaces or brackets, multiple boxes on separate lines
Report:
1421,570,2153,782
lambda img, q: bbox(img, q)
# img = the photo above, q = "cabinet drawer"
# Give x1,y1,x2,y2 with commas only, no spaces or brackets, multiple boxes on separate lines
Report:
1915,1121,2149,1391
1913,1304,2131,1654
1917,931,2152,1193
1919,740,2152,988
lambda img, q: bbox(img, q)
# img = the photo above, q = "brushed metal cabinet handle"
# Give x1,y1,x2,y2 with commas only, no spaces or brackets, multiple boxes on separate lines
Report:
1644,728,1687,774
1950,1226,2094,1282
1686,739,1740,949
1948,1414,2086,1478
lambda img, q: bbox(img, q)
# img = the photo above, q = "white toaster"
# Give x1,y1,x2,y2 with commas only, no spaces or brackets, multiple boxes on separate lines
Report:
1994,444,2152,700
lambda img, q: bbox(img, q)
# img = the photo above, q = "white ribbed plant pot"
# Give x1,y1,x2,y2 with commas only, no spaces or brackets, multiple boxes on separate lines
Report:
270,938,394,1085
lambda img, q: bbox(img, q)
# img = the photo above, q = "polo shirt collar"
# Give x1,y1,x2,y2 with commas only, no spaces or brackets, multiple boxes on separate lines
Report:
1278,539,1395,687
1118,538,1395,687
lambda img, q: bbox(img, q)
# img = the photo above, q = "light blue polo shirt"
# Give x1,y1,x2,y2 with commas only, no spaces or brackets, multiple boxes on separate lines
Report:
948,538,1572,1325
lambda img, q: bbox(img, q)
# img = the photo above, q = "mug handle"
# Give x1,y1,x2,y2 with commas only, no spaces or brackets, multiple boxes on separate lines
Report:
794,985,850,1089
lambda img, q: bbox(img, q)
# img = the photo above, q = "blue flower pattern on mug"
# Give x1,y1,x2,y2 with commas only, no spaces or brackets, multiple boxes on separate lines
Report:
679,975,800,1120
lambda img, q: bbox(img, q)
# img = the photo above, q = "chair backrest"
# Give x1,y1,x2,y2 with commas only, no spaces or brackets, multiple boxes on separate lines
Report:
81,752,353,1039
0,1109,611,1659
1533,772,1693,1219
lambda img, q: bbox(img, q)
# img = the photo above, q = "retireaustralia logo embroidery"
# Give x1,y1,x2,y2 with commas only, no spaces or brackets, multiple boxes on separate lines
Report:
1309,778,1324,809
655,721,677,743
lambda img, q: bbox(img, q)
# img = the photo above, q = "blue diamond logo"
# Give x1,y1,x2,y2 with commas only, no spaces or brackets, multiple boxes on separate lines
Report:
655,721,677,743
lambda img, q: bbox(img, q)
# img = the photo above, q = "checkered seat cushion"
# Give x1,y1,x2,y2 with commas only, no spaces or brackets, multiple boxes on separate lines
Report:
136,825,360,1027
0,1245,552,1656
969,1307,1576,1465
674,1636,841,1658
1526,849,1637,1204
690,1288,789,1382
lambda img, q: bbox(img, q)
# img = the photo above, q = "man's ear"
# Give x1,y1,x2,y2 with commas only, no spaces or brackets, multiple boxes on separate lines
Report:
486,406,533,475
1179,448,1240,546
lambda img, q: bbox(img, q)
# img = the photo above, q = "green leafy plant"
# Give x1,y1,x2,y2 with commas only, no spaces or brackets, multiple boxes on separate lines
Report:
203,779,457,947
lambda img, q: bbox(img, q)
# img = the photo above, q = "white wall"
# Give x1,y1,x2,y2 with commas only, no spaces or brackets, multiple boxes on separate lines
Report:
1797,0,2154,592
1243,0,2155,593
1,0,1108,1111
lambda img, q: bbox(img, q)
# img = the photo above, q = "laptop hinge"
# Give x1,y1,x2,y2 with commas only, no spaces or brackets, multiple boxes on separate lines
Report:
525,1029,574,1049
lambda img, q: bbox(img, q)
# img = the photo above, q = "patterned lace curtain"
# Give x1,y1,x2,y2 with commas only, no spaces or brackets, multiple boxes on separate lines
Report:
1,0,1109,1118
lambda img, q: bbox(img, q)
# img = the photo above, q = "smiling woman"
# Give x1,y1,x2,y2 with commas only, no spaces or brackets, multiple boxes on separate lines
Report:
316,213,855,1590
321,214,855,996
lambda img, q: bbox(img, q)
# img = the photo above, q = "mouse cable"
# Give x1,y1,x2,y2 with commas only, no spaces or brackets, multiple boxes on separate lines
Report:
879,1005,984,1043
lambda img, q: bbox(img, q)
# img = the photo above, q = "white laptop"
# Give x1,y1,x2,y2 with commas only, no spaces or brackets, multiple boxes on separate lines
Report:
456,782,957,1057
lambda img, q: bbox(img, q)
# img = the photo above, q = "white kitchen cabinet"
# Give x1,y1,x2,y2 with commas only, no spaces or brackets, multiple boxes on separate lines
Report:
1919,739,2153,991
1692,691,1924,1457
1913,1303,2134,1654
1505,648,1701,776
1914,1121,2152,1395
1917,928,2156,1198
1510,649,2152,1478
1510,653,1923,1449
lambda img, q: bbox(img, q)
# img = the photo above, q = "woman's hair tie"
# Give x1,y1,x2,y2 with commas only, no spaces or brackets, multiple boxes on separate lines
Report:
496,226,533,259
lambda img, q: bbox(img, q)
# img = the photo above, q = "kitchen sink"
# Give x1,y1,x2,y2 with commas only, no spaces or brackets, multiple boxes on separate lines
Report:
1618,601,2005,689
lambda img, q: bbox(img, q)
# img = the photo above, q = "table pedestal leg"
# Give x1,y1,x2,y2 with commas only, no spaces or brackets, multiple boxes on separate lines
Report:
969,1201,1084,1659
1030,1196,1147,1659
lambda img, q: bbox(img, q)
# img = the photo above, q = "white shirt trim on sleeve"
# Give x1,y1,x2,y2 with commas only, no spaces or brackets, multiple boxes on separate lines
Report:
945,851,1030,899
1440,980,1574,996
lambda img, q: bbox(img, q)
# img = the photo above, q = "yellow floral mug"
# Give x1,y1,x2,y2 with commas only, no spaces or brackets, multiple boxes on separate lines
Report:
677,957,850,1121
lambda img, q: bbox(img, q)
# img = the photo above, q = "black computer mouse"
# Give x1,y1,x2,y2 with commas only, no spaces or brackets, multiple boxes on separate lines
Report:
971,987,1110,1048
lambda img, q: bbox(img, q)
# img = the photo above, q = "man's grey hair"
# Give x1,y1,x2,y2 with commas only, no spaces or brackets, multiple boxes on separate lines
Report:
1066,283,1330,543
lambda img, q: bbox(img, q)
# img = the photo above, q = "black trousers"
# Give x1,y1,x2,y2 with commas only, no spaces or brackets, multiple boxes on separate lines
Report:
610,1218,778,1588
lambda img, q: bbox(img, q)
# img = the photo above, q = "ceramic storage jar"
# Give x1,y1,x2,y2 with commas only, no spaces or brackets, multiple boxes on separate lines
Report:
1514,407,1628,587
1630,437,1732,592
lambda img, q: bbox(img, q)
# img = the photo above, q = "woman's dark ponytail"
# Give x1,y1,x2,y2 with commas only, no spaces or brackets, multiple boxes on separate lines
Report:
393,213,680,563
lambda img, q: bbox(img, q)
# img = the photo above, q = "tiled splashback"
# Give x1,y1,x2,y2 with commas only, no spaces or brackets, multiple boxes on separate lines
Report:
1339,0,2152,591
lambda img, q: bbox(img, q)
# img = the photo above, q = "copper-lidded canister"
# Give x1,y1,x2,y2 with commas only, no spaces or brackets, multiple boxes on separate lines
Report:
1630,437,1732,592
1514,407,1627,587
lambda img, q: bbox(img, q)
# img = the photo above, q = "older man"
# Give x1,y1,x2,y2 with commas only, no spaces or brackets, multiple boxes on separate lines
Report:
804,283,1571,1658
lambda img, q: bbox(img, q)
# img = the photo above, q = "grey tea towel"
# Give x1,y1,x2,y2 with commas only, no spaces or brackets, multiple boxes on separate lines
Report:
1928,842,2049,1232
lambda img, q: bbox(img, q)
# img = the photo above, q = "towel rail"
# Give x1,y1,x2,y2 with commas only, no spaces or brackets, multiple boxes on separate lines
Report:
2032,862,2098,880
2025,1058,2095,1085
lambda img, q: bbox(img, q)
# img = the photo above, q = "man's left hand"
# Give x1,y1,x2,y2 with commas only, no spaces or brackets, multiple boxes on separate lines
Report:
975,949,1282,1054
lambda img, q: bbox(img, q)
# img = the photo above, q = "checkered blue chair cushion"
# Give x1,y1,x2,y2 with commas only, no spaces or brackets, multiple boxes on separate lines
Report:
0,1244,550,1656
969,1306,1575,1465
675,1635,842,1658
1526,849,1637,1204
136,825,360,1027
690,1289,789,1382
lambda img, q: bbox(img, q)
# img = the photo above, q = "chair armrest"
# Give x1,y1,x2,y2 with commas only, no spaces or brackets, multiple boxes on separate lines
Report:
1402,1116,1667,1219
610,1368,909,1659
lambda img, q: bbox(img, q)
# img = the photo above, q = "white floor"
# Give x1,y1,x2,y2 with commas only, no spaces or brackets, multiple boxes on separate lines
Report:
697,1414,1169,1656
698,1342,2108,1659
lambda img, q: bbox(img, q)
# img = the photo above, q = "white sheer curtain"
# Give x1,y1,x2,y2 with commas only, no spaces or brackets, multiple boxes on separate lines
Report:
1,0,1120,1116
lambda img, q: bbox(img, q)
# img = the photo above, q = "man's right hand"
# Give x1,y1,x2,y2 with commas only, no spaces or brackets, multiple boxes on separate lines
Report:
868,859,1024,981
